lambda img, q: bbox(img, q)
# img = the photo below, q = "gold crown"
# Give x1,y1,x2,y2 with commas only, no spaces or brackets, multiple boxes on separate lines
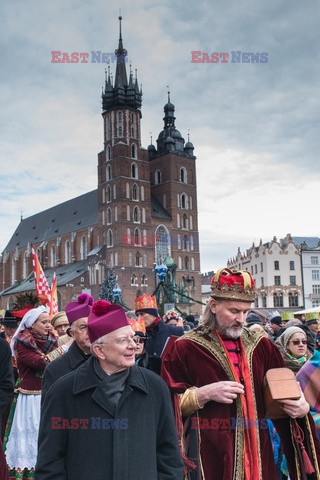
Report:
211,268,256,302
306,312,320,321
134,294,157,311
127,316,146,333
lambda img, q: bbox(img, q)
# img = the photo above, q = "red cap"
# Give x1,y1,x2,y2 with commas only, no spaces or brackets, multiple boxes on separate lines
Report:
88,300,129,342
65,293,94,324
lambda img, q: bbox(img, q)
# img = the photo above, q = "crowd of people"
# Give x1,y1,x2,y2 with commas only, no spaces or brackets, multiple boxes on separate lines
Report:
1,269,320,479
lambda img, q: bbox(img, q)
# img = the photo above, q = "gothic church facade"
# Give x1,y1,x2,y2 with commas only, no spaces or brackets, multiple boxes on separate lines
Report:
0,20,201,315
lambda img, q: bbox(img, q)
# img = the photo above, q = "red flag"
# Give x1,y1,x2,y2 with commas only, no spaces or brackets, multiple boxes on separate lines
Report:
31,244,51,306
50,268,58,316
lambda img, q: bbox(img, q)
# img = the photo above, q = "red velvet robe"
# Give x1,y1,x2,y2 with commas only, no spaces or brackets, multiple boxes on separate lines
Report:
161,327,320,480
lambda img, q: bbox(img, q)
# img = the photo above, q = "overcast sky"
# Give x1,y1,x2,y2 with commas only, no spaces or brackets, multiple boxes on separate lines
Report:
1,0,319,273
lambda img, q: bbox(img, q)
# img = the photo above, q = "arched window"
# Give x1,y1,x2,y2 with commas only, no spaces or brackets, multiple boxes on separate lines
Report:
131,113,136,138
177,214,180,228
273,292,283,308
181,193,188,209
127,205,130,221
131,273,138,286
141,274,147,286
129,251,133,266
178,256,182,270
65,240,71,264
178,234,181,249
106,165,112,181
80,237,87,260
131,143,137,158
107,229,113,247
155,225,170,264
51,245,56,267
189,196,193,210
155,170,162,184
102,210,105,225
110,253,114,268
144,251,148,267
142,208,146,223
23,251,28,278
114,206,118,222
190,235,194,251
191,257,195,271
131,163,138,179
126,183,130,199
134,228,141,246
102,187,105,204
11,257,16,284
132,183,138,200
114,252,118,266
107,185,111,203
183,235,189,251
180,167,187,183
190,215,193,230
184,257,189,270
177,194,180,208
107,145,111,161
133,206,140,223
136,252,141,267
113,184,116,199
289,292,299,307
183,214,188,229
118,111,123,137
105,116,110,141
107,208,112,224
141,185,144,201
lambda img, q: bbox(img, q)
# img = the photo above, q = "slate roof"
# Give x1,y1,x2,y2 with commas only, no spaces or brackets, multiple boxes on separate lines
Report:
3,190,98,254
0,260,89,296
291,236,320,248
151,195,171,220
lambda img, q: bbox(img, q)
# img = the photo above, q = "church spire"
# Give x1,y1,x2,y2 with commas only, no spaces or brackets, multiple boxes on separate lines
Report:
114,16,128,88
102,16,142,112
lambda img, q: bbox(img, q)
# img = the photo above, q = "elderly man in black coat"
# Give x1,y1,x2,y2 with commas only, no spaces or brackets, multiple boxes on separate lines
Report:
36,300,183,480
41,293,93,402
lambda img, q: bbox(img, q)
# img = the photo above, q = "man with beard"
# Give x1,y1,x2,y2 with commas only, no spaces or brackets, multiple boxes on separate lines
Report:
161,267,320,480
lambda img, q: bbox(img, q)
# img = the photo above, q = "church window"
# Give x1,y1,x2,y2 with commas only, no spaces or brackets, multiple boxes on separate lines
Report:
132,183,138,200
155,225,170,264
133,206,140,223
180,167,187,183
131,273,138,286
107,185,111,203
141,274,147,286
141,185,144,201
107,230,113,247
80,237,87,260
65,241,71,264
131,163,138,179
134,228,141,246
107,208,112,224
106,165,112,181
155,170,162,184
182,214,188,229
181,193,188,209
136,252,141,267
131,143,137,158
118,111,123,137
107,145,111,161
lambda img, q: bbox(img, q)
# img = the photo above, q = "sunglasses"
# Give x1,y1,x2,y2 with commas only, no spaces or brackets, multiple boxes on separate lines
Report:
133,337,146,344
291,339,307,345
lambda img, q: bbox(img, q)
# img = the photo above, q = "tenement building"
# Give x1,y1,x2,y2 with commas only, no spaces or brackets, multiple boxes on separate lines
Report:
0,19,201,314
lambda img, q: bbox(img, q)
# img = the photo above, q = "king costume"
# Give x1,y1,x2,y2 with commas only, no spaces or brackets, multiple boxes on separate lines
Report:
161,268,320,480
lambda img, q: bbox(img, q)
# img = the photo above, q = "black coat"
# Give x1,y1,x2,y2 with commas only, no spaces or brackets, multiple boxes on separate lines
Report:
0,338,14,432
41,342,90,403
145,321,184,374
36,357,183,480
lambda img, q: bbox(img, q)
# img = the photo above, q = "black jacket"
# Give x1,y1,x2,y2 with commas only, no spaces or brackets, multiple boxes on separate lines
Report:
0,339,14,421
145,321,184,374
41,342,90,403
36,357,183,480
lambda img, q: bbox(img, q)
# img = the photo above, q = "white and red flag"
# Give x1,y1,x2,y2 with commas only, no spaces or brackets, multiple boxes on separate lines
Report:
31,244,51,306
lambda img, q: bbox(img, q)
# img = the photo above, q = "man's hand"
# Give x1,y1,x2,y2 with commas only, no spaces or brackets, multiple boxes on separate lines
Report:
197,381,244,406
281,387,310,418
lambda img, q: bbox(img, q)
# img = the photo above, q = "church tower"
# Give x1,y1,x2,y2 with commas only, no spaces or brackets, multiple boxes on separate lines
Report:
97,17,201,313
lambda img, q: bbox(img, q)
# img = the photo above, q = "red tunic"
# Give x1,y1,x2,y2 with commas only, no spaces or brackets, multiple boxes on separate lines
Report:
161,327,320,480
16,341,48,393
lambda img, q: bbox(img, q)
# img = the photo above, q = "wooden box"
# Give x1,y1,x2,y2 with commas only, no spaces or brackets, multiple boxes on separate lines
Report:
263,368,301,419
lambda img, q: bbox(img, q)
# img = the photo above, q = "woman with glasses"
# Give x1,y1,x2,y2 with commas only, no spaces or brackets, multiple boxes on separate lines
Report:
133,331,149,367
276,326,312,374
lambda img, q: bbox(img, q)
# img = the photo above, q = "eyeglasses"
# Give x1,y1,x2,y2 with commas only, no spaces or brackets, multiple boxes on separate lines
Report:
133,337,146,344
99,337,136,348
291,339,307,345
